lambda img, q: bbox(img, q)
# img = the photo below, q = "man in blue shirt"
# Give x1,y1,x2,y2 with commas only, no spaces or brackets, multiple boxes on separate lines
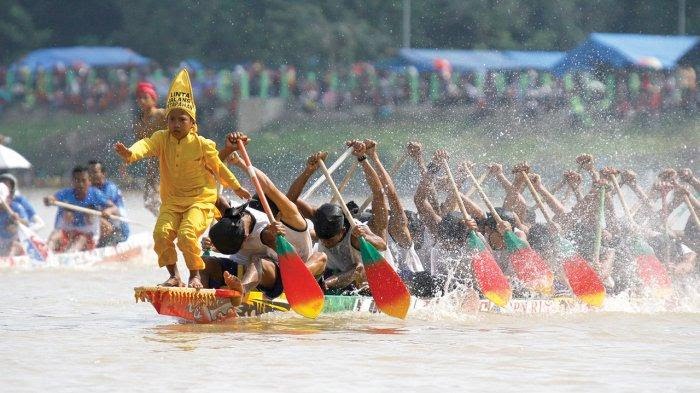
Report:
44,166,119,253
88,160,130,246
0,173,44,231
0,185,29,256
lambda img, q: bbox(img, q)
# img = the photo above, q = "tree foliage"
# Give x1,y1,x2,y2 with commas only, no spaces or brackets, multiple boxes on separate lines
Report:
3,0,699,67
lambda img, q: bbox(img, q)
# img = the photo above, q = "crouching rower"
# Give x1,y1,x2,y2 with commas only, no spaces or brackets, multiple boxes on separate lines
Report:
288,142,389,294
203,132,326,298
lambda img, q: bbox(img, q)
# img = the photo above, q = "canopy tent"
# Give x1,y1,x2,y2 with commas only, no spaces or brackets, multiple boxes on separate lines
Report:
678,41,700,66
552,33,700,75
12,46,150,72
386,48,563,73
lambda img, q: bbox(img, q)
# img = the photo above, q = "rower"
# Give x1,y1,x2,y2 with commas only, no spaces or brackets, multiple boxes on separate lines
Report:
414,149,485,295
44,166,118,253
0,173,44,231
87,160,130,246
0,182,29,257
204,132,327,298
287,142,389,294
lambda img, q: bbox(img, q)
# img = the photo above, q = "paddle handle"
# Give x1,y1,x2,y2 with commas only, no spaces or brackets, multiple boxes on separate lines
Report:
464,172,487,198
236,140,275,223
318,159,356,229
593,186,606,267
441,158,474,222
609,175,634,221
331,160,359,204
301,147,353,200
358,153,408,212
463,165,502,223
521,173,555,226
685,195,700,228
52,200,147,227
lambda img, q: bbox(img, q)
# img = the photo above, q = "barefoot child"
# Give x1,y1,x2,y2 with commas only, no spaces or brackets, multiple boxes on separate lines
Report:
115,69,251,288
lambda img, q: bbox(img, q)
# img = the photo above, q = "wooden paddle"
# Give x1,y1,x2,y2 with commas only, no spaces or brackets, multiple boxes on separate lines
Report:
236,140,325,319
330,161,359,204
463,165,554,295
357,154,409,212
51,200,148,227
684,195,700,228
464,172,488,198
301,147,353,200
318,158,410,319
609,175,672,294
592,185,606,270
442,159,511,307
522,173,605,306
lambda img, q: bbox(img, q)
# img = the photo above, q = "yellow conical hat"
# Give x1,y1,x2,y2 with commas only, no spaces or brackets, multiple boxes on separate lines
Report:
166,68,196,122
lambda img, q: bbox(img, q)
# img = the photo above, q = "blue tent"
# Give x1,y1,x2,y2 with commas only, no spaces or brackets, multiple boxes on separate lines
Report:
552,33,700,75
391,48,563,72
12,46,151,71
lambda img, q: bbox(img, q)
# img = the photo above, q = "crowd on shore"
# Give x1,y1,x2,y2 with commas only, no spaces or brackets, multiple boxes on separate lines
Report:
0,61,697,125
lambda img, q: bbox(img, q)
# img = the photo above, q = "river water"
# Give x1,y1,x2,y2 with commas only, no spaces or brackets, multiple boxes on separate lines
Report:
1,190,698,392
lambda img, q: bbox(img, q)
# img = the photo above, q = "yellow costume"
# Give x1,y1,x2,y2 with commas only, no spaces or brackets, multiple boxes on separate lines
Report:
123,69,241,270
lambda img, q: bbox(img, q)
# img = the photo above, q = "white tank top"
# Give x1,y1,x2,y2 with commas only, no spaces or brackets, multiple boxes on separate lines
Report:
388,237,424,273
230,208,273,265
275,218,313,262
317,219,366,273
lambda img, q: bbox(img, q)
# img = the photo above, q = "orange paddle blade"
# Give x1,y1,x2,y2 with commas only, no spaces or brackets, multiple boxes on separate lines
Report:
504,231,553,295
468,231,511,307
358,237,411,319
562,255,606,307
276,234,325,318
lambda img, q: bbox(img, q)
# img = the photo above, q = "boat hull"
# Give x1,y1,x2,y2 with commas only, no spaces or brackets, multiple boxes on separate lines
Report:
134,286,590,323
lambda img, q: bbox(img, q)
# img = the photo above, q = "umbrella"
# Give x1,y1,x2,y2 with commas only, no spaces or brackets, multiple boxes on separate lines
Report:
0,145,32,169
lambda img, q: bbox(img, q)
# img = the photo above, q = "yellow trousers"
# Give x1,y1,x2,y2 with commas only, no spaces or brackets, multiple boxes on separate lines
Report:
153,206,214,270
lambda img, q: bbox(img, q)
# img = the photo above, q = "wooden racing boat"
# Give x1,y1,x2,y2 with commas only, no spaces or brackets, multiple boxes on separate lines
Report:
0,232,154,269
134,286,592,323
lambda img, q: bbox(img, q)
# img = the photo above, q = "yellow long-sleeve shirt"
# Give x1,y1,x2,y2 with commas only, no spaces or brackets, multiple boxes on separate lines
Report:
126,129,241,212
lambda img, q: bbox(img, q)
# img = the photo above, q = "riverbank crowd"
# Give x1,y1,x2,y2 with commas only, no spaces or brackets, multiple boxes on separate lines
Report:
0,61,697,125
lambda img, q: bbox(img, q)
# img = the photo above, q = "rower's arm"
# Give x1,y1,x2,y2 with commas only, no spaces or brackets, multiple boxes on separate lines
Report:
202,138,242,190
414,168,442,235
535,181,568,217
325,263,360,290
368,147,411,248
253,166,305,230
360,158,388,240
286,164,317,220
241,260,262,294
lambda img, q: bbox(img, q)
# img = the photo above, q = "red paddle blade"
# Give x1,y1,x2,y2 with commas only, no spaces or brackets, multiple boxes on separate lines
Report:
555,237,605,307
631,237,672,296
562,255,606,307
358,236,411,319
504,231,553,295
635,254,672,295
468,231,511,307
275,235,325,319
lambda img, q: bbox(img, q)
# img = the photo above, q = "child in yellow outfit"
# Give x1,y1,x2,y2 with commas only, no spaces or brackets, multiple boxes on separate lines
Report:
115,69,250,288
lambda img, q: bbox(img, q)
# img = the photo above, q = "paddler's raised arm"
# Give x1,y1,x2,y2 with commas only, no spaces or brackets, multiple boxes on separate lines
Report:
201,137,251,200
287,151,327,219
347,140,388,239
